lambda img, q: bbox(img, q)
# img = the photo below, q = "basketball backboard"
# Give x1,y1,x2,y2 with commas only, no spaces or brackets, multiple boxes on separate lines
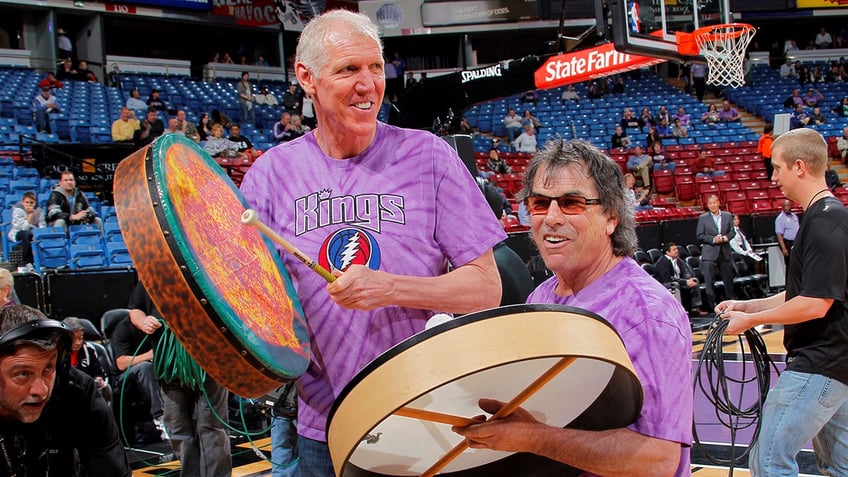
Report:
607,0,731,63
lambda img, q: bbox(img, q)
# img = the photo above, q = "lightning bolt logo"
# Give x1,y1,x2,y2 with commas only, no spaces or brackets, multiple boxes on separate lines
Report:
339,230,362,271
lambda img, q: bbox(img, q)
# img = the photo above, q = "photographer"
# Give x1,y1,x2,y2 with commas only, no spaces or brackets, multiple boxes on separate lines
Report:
46,171,102,234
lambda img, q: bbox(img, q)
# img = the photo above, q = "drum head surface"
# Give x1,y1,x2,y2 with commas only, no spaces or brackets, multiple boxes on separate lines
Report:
115,135,310,395
328,304,642,476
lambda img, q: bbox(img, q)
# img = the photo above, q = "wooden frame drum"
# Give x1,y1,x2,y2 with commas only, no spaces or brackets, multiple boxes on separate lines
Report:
328,304,642,476
114,134,310,397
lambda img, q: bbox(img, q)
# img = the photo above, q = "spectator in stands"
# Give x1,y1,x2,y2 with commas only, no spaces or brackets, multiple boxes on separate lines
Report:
815,27,833,49
126,87,147,111
729,214,762,269
237,71,255,127
798,64,813,86
0,305,132,475
775,199,799,268
229,124,261,160
825,163,842,191
645,125,662,150
656,118,674,139
146,89,167,116
701,103,720,125
0,269,13,306
758,122,775,177
691,63,708,101
718,100,741,123
204,123,244,160
9,191,45,267
74,60,97,82
520,91,538,105
56,59,75,81
165,118,181,135
784,88,805,108
255,55,269,67
672,117,688,138
624,173,651,211
210,109,232,130
696,194,737,309
301,95,316,129
503,108,523,143
111,107,139,143
62,316,111,403
833,96,848,117
809,106,827,125
783,37,799,54
650,142,675,174
612,75,626,94
521,110,542,135
134,108,165,148
175,109,199,142
804,88,824,107
610,125,631,149
673,107,691,127
46,171,101,234
780,58,797,78
654,242,705,315
513,124,537,153
282,82,302,116
404,71,417,90
620,108,641,131
838,126,848,161
221,53,234,64
272,112,297,143
627,145,653,188
639,107,655,128
197,113,211,142
38,72,63,90
587,81,602,99
790,103,810,130
561,84,579,103
486,148,511,176
108,63,121,89
811,66,825,84
56,28,73,61
695,149,725,179
32,86,60,134
456,116,473,135
290,114,311,139
655,105,671,125
255,85,278,106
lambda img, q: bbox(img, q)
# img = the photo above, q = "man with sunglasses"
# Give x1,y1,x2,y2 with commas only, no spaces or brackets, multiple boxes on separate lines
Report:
0,305,131,476
454,139,693,476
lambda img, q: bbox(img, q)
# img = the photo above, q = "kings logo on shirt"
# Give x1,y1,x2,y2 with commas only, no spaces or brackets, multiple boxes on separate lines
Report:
295,189,405,236
318,227,382,272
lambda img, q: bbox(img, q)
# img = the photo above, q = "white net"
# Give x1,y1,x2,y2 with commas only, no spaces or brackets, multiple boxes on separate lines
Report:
695,24,756,88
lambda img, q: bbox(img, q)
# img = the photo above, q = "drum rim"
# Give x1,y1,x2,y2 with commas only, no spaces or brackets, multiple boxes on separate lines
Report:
145,134,310,380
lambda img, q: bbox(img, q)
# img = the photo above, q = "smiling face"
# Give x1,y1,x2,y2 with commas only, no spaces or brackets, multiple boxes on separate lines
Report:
529,164,617,291
296,27,385,157
0,346,57,423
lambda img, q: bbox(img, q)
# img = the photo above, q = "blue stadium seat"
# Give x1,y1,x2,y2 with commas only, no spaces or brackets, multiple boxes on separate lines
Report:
32,226,69,271
106,242,132,267
69,224,104,246
70,244,107,269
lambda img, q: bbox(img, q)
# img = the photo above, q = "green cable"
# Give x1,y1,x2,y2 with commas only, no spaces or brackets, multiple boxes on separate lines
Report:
152,321,205,391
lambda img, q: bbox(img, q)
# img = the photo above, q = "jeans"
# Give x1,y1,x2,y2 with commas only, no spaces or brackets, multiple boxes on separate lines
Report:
271,414,298,477
239,101,255,127
750,370,848,476
297,435,334,477
161,379,231,477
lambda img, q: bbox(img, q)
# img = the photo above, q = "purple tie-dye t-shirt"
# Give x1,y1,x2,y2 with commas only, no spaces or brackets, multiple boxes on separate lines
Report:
241,122,506,441
527,257,693,477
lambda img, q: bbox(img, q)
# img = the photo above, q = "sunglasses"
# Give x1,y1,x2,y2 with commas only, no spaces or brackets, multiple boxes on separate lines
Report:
525,193,601,215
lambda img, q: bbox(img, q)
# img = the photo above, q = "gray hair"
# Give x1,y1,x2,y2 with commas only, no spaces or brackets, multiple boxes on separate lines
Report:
0,305,67,358
771,127,828,177
518,139,638,257
0,268,13,293
296,9,383,78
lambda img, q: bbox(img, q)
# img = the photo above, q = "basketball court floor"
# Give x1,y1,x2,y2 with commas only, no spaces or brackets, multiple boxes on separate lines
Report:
128,323,826,477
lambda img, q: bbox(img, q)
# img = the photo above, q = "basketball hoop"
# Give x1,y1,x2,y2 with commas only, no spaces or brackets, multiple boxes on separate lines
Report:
676,23,756,88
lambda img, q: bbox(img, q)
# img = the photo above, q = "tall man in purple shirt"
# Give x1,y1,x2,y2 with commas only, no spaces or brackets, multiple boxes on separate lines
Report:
239,10,505,477
454,140,693,476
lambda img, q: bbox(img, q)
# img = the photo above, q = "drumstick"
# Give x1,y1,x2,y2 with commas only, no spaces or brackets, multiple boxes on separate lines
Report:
394,407,479,427
241,209,336,283
420,356,577,477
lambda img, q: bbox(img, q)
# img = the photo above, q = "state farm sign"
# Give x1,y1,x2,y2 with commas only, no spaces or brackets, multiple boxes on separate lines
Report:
534,43,665,90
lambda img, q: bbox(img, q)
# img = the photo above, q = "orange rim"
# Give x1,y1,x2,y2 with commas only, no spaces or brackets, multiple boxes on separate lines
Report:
676,23,755,57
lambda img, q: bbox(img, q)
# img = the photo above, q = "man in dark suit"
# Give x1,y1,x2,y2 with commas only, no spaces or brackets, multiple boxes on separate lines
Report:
696,194,736,308
654,242,706,315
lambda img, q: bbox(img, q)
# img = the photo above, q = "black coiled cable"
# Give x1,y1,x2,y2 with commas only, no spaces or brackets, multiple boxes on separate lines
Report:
692,317,780,474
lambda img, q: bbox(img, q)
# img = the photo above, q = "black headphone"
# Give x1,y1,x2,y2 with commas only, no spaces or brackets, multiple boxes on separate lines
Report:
0,320,74,355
